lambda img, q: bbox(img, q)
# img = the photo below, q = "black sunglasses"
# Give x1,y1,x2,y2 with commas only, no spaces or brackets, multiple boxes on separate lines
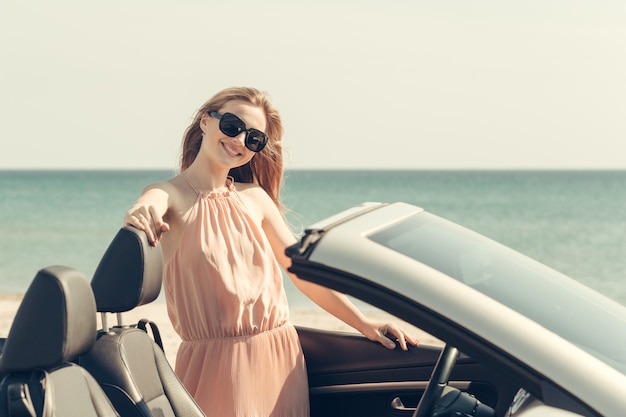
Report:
209,111,268,152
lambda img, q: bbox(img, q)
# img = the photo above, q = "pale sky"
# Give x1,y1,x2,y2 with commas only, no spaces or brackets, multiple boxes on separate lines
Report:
1,0,625,170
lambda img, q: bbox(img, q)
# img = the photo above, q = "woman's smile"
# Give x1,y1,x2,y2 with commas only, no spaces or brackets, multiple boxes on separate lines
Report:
221,140,244,158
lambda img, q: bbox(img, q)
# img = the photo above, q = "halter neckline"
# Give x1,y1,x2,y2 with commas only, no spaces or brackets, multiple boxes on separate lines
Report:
180,174,235,199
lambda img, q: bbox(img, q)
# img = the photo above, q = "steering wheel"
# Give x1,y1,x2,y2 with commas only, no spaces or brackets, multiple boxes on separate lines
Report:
413,344,460,417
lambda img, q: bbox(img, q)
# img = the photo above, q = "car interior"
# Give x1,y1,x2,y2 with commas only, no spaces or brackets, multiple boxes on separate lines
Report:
0,225,597,417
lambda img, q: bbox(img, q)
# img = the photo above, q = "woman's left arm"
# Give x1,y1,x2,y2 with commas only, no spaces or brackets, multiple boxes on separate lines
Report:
256,190,419,350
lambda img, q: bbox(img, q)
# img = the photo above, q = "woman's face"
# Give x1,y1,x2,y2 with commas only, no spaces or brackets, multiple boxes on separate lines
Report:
199,100,267,169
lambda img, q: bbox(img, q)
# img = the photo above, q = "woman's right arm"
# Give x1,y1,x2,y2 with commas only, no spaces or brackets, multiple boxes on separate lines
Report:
124,183,172,246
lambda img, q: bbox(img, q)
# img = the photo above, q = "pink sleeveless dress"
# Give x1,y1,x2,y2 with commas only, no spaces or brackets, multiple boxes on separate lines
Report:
163,177,309,417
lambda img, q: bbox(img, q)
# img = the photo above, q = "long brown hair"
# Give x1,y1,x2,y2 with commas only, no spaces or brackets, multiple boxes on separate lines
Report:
180,87,284,209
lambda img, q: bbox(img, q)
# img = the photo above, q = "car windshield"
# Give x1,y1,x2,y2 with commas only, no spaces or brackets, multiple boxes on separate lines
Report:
369,212,626,374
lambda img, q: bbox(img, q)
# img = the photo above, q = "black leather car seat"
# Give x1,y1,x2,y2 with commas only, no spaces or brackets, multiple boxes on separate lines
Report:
0,266,119,417
78,226,205,417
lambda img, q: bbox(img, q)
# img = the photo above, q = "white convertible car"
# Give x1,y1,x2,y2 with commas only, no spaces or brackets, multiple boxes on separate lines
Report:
286,202,626,417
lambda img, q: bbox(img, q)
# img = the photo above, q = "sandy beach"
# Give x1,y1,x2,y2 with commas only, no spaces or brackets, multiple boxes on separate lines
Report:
1,293,440,366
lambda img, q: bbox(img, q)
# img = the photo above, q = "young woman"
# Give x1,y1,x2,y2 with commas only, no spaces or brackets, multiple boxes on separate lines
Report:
124,87,418,416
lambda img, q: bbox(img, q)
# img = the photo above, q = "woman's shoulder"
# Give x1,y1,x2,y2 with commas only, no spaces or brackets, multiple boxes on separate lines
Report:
235,182,272,203
236,180,273,207
235,182,282,223
142,175,187,193
140,175,197,208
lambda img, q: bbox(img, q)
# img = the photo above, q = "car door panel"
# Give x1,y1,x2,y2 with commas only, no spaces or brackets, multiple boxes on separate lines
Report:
297,327,517,417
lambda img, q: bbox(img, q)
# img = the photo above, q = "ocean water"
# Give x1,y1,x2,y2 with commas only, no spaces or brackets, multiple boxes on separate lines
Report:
1,170,625,308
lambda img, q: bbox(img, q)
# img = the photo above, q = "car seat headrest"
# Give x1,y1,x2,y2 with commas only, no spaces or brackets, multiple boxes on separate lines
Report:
91,226,163,313
0,266,96,372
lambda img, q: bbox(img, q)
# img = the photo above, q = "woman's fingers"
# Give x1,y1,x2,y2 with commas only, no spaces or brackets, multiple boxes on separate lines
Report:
124,206,168,246
149,206,170,242
371,322,420,351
